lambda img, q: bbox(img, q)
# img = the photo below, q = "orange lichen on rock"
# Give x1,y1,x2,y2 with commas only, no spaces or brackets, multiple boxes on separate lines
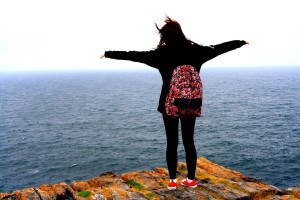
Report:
0,193,9,199
70,181,91,191
86,177,106,188
196,157,247,181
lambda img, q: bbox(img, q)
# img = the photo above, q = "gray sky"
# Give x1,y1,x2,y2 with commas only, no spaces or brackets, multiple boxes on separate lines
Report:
0,0,299,71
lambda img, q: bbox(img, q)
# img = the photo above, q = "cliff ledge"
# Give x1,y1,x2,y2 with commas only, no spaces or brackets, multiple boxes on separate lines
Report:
1,157,299,200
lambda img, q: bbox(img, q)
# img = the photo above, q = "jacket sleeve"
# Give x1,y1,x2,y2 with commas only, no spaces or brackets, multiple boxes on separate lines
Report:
203,40,246,62
105,50,159,68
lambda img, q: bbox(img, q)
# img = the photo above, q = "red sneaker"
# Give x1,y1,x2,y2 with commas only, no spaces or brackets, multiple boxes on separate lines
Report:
181,178,197,188
167,179,177,190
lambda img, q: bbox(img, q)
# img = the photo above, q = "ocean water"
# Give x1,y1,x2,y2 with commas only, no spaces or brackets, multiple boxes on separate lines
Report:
0,67,299,192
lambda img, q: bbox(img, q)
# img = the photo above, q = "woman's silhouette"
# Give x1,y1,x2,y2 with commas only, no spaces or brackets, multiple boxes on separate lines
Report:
100,17,248,190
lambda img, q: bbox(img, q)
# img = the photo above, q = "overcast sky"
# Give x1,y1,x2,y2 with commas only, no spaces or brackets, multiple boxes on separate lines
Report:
0,0,299,71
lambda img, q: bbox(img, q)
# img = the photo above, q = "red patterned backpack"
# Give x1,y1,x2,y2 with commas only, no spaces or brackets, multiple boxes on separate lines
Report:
165,65,203,118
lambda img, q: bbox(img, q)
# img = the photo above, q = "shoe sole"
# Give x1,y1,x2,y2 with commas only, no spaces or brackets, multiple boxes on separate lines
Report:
167,186,177,190
181,183,197,188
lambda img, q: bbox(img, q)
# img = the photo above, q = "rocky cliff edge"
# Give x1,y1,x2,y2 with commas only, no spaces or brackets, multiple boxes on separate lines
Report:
0,157,299,200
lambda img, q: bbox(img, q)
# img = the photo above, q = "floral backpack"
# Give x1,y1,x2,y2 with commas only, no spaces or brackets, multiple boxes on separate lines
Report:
165,65,203,118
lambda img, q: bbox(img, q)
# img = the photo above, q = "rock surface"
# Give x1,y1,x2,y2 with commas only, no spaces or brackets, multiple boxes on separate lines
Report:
1,157,299,200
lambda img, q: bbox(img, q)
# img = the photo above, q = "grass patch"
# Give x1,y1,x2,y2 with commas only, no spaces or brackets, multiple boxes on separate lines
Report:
78,190,91,197
146,193,155,198
125,180,144,190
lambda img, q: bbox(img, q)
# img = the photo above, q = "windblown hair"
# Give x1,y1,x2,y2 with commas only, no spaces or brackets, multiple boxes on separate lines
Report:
156,17,192,49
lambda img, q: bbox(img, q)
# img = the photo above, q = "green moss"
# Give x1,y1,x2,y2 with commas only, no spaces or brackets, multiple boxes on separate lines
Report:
177,164,188,172
199,187,223,200
146,193,155,198
78,190,91,197
218,179,249,194
125,180,144,190
179,167,187,172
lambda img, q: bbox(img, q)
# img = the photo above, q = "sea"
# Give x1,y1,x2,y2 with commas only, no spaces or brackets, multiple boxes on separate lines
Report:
0,67,299,192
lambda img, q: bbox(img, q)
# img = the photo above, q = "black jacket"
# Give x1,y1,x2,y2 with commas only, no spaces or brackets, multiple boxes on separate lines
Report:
105,40,246,113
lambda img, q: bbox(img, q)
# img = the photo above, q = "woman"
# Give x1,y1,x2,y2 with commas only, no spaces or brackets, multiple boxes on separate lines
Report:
100,17,248,190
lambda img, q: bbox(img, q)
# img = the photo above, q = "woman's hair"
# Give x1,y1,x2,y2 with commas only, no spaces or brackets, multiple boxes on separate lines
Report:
156,17,192,49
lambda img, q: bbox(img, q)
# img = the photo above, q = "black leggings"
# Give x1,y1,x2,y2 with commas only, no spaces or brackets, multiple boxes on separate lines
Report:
162,114,197,180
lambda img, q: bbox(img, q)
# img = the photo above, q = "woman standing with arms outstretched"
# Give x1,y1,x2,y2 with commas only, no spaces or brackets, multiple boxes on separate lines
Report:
100,17,248,190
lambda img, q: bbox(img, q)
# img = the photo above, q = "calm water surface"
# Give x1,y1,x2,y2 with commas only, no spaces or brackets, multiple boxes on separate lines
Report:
0,67,299,192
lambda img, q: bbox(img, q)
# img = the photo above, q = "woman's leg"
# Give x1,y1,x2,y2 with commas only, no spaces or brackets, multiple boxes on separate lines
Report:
181,117,197,180
162,114,179,179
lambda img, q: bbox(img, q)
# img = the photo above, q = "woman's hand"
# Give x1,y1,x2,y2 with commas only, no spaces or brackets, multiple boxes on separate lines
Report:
100,53,105,59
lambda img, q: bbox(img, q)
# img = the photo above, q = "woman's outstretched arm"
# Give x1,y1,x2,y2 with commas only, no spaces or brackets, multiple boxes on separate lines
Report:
204,40,249,62
100,50,159,68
